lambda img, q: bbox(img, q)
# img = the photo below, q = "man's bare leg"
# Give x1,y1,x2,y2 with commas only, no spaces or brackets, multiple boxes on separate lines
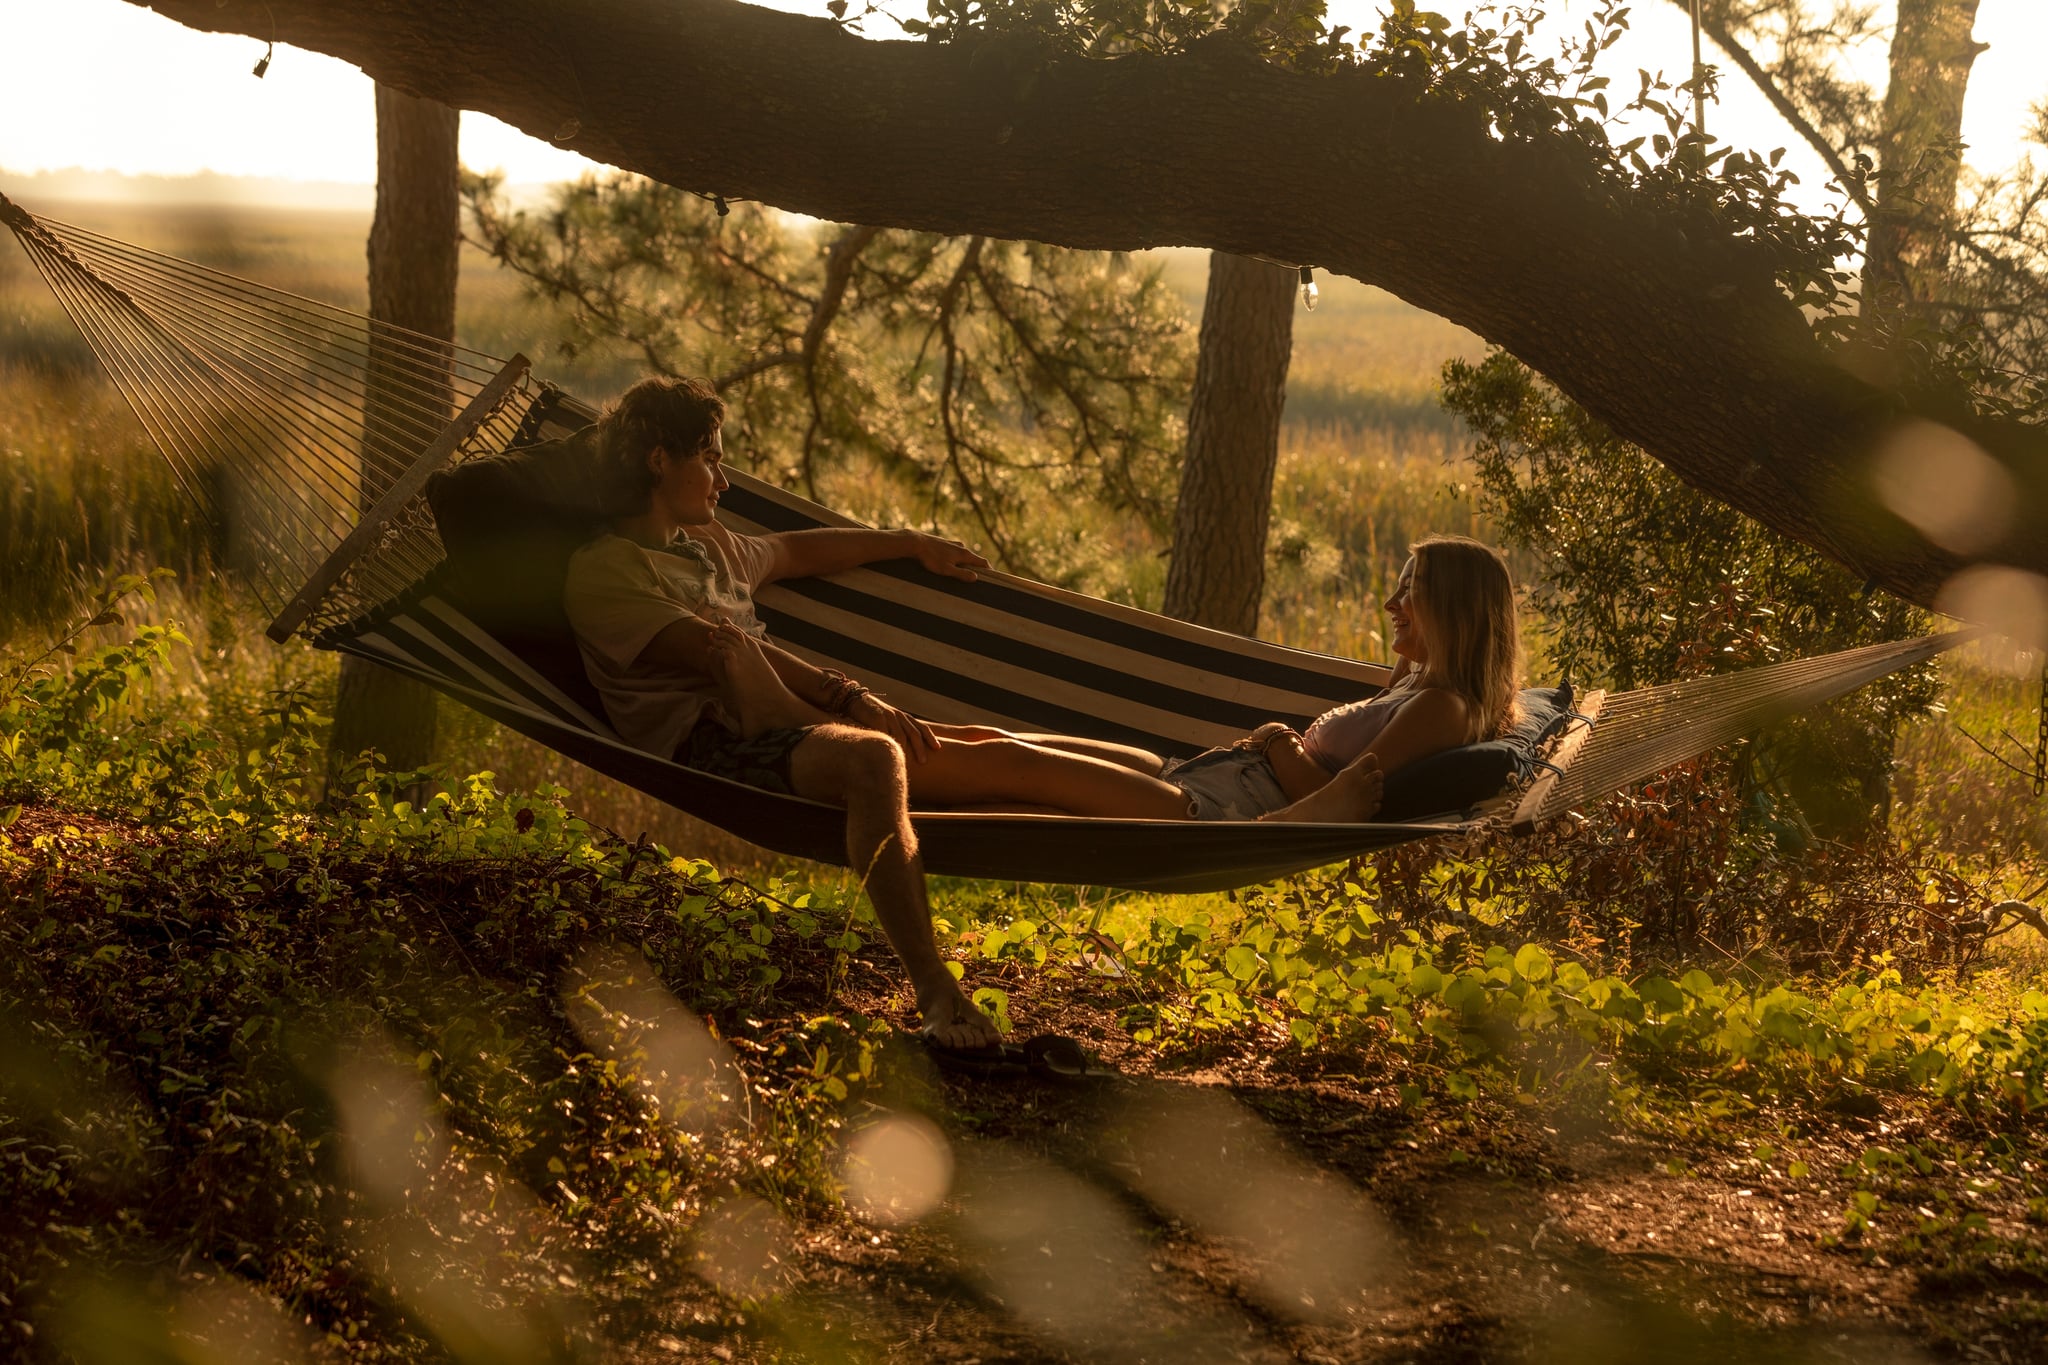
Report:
786,726,1000,1049
1263,753,1384,823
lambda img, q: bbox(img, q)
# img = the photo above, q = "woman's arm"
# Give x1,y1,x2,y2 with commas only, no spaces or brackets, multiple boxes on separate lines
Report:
1265,731,1335,803
1348,688,1471,776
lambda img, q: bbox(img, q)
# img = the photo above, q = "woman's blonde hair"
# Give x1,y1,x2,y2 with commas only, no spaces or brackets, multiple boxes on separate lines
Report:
1408,536,1523,742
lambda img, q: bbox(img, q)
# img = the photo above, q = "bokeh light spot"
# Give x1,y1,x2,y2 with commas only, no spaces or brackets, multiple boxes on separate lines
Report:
840,1112,952,1226
1870,420,2016,554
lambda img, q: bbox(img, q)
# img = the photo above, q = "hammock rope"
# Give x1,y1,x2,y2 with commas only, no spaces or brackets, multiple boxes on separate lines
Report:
0,193,551,636
0,191,1972,888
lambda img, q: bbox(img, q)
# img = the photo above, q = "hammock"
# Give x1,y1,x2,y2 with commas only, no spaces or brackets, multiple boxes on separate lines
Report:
0,192,1970,891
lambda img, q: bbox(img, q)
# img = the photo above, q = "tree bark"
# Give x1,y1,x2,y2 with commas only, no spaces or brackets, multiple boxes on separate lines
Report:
1162,253,1295,634
1863,0,1985,324
124,0,2048,612
327,85,459,780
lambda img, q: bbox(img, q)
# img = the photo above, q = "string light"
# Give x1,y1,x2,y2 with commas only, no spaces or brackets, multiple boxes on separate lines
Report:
1297,265,1318,312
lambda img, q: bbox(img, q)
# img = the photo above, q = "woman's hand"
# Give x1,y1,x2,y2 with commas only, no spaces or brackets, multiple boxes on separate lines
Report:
904,531,990,582
847,691,941,762
1235,721,1299,752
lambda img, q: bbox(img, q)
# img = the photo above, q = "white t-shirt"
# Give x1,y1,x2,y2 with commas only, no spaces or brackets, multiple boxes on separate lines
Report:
562,522,777,758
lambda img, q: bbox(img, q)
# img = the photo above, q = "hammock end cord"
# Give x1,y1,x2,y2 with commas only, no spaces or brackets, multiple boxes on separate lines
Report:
0,189,32,235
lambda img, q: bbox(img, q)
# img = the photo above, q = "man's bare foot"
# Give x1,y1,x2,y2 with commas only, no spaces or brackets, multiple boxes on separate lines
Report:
1264,753,1384,823
708,622,827,737
917,982,1003,1050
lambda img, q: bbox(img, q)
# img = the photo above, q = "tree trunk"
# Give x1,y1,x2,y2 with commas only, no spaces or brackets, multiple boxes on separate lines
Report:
1162,253,1295,633
124,0,2048,611
327,86,459,781
1863,0,1985,325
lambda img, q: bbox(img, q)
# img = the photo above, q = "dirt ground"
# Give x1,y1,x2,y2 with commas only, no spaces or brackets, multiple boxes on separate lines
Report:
635,964,2048,1364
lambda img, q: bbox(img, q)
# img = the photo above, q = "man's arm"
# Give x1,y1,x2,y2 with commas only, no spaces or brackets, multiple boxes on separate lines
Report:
758,527,988,586
637,616,943,759
636,616,835,712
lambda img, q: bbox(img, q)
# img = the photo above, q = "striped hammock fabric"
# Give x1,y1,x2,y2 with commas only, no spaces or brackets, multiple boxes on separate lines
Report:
328,388,1476,893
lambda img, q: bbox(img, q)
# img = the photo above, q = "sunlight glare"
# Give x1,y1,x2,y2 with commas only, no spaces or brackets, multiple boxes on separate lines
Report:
1870,420,2016,554
839,1111,953,1226
1937,565,2048,673
693,1195,797,1301
562,945,744,1135
1118,1086,1396,1322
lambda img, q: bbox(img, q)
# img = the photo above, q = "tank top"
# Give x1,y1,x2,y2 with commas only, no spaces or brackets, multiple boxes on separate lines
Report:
1299,683,1421,773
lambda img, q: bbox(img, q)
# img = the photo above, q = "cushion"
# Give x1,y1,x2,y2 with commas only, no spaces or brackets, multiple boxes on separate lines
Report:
1377,684,1577,822
425,423,616,719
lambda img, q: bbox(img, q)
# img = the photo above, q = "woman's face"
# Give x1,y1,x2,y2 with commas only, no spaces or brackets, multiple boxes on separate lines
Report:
1386,556,1430,664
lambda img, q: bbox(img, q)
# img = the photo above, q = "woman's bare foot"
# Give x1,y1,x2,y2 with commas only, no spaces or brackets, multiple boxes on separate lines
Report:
917,981,1003,1050
708,622,828,737
1265,729,1336,803
1264,753,1384,823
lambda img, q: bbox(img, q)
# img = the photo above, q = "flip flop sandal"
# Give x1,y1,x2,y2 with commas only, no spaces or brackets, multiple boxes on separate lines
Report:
922,1032,1112,1082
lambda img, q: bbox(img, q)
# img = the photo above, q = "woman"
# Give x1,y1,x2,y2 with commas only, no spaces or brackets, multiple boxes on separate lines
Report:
1160,535,1524,822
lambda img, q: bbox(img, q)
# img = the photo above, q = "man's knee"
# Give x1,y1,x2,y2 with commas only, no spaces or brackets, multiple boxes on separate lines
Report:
792,726,905,803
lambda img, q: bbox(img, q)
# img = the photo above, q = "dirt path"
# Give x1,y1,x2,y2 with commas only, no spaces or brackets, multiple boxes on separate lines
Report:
654,972,2048,1363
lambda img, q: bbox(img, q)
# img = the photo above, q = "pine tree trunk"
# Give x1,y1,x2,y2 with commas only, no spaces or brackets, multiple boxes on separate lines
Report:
328,86,459,782
1863,0,1985,323
1161,253,1296,634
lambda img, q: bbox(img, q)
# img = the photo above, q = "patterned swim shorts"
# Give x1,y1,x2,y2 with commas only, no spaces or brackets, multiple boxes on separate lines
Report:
1164,745,1292,821
678,719,818,795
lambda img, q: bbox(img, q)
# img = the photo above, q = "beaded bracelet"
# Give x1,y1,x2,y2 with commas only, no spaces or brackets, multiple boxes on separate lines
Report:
817,669,869,716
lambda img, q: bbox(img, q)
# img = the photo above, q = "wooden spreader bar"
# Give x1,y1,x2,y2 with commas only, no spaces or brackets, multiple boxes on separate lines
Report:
266,353,530,643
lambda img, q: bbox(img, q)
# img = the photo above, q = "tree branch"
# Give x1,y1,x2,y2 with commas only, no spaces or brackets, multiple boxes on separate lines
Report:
1694,13,1877,218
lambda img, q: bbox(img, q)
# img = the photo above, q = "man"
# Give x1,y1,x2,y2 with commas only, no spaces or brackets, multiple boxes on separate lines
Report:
563,377,1222,1048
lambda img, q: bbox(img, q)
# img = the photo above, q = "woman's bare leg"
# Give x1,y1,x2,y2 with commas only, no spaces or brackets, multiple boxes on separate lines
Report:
922,723,1167,777
1014,734,1168,776
902,735,1191,819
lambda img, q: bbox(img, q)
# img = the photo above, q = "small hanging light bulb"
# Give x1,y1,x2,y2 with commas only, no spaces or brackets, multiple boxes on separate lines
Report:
1298,265,1319,312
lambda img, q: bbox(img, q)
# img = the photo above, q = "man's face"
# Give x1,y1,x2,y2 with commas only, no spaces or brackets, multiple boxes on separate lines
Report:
652,427,729,526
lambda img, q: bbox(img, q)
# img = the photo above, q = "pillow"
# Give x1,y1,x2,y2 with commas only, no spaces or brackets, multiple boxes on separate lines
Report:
424,423,614,719
1377,684,1577,822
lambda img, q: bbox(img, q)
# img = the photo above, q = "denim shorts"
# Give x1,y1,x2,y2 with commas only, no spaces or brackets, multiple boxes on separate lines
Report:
1165,746,1291,821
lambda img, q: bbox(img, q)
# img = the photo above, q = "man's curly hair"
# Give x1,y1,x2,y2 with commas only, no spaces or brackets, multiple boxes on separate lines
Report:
596,375,726,512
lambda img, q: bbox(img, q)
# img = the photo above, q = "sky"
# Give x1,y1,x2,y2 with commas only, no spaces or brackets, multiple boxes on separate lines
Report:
0,0,2044,210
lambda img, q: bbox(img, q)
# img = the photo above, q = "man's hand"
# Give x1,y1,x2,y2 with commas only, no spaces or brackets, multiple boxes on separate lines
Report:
906,532,990,582
847,692,941,763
